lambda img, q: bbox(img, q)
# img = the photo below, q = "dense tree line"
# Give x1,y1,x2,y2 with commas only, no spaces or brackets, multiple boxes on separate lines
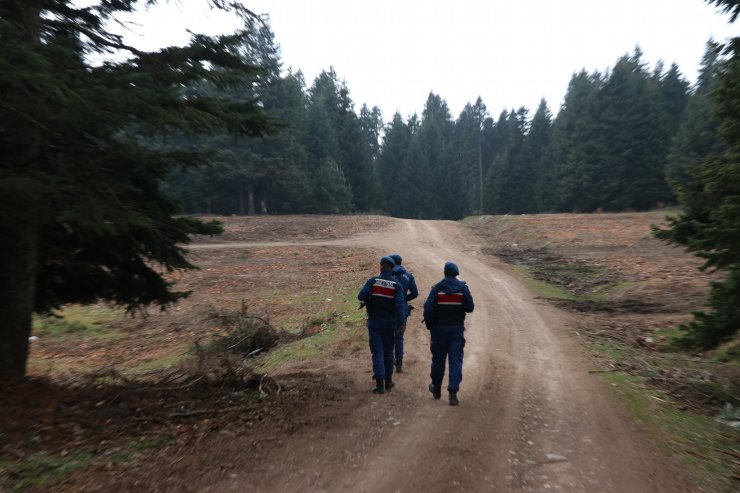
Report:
166,23,725,220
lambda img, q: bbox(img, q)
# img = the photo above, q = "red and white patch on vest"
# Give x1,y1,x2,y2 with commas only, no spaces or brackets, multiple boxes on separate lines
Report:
437,292,463,305
371,278,396,299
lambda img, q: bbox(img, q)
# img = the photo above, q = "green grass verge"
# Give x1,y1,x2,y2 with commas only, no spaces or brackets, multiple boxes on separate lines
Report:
32,305,124,339
604,372,739,493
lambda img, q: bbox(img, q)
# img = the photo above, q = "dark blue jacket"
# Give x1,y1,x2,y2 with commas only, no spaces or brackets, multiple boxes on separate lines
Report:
358,270,405,329
392,265,419,317
423,276,474,330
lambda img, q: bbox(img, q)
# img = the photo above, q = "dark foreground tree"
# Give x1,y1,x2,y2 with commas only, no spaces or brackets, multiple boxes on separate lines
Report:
654,0,740,348
0,1,274,377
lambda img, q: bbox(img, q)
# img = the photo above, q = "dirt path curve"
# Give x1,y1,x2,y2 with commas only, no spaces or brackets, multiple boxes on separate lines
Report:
203,219,690,493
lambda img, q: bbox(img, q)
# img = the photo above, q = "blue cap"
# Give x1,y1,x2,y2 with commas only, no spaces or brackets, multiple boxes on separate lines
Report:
444,261,459,276
389,253,402,265
380,256,396,267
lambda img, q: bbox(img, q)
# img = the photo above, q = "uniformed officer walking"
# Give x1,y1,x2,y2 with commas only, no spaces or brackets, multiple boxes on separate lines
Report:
423,261,475,405
389,253,418,373
358,256,405,393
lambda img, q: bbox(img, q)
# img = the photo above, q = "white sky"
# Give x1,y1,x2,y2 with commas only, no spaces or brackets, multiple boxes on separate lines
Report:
117,0,737,120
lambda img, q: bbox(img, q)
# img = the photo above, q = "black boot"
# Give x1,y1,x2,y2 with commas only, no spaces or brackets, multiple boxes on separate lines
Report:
428,383,441,400
395,359,403,373
449,391,459,406
385,377,395,391
372,378,384,394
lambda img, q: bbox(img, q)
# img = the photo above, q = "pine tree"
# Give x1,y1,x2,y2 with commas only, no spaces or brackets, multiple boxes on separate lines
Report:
526,99,555,212
551,70,605,212
454,98,489,215
484,108,529,213
666,40,725,185
0,1,274,376
360,104,384,161
377,112,413,215
413,93,459,219
654,1,740,348
306,69,379,212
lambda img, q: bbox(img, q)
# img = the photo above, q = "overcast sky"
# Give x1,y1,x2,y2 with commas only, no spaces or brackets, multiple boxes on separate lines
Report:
118,0,737,120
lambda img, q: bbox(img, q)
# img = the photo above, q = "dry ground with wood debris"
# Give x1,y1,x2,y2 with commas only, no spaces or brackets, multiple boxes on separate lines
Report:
1,213,737,492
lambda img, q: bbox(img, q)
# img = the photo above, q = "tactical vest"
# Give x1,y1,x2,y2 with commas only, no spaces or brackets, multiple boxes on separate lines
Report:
433,284,466,326
366,277,398,317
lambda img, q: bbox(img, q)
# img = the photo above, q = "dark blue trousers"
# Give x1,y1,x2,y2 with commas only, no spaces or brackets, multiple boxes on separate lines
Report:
394,320,407,362
429,326,466,392
368,324,395,380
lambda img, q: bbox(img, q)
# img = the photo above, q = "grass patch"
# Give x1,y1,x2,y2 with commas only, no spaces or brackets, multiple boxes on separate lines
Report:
510,261,627,303
129,435,178,451
33,305,124,339
653,325,687,351
124,351,190,376
585,334,629,361
586,281,635,302
259,285,367,371
0,437,182,490
711,339,740,364
512,265,578,300
0,451,95,490
604,372,739,493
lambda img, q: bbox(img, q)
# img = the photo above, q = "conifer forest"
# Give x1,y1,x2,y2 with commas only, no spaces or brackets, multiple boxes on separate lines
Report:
164,23,723,219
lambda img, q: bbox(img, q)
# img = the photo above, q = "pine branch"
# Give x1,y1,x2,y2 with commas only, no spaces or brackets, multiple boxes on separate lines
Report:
42,18,145,56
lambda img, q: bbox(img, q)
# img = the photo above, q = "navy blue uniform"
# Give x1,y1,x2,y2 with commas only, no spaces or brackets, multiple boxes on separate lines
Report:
392,265,418,363
423,276,474,392
358,270,405,380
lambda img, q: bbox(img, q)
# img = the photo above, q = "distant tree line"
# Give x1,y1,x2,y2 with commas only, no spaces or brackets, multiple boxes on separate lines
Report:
165,23,724,220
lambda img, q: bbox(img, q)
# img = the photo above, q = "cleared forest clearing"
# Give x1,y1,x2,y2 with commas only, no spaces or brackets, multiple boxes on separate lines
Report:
2,213,737,492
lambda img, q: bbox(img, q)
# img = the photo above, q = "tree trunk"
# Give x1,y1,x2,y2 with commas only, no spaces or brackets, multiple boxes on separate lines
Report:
0,2,44,377
0,209,40,378
238,186,245,215
247,181,256,215
260,198,268,214
478,133,484,213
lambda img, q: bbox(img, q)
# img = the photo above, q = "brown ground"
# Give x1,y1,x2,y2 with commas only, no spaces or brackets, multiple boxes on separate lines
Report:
466,212,738,414
2,213,733,492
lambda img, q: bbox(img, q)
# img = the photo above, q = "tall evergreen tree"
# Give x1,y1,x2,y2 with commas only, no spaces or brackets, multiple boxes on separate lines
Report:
360,104,384,161
413,93,459,219
377,112,413,215
526,99,555,212
551,70,605,212
307,69,379,211
454,98,489,215
654,0,740,348
484,108,529,213
666,40,725,185
0,1,274,376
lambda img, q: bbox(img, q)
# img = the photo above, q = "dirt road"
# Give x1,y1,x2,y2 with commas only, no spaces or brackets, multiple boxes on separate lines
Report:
201,219,690,493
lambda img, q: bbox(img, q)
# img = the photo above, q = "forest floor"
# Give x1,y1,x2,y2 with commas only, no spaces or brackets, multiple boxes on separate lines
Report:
1,213,738,492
